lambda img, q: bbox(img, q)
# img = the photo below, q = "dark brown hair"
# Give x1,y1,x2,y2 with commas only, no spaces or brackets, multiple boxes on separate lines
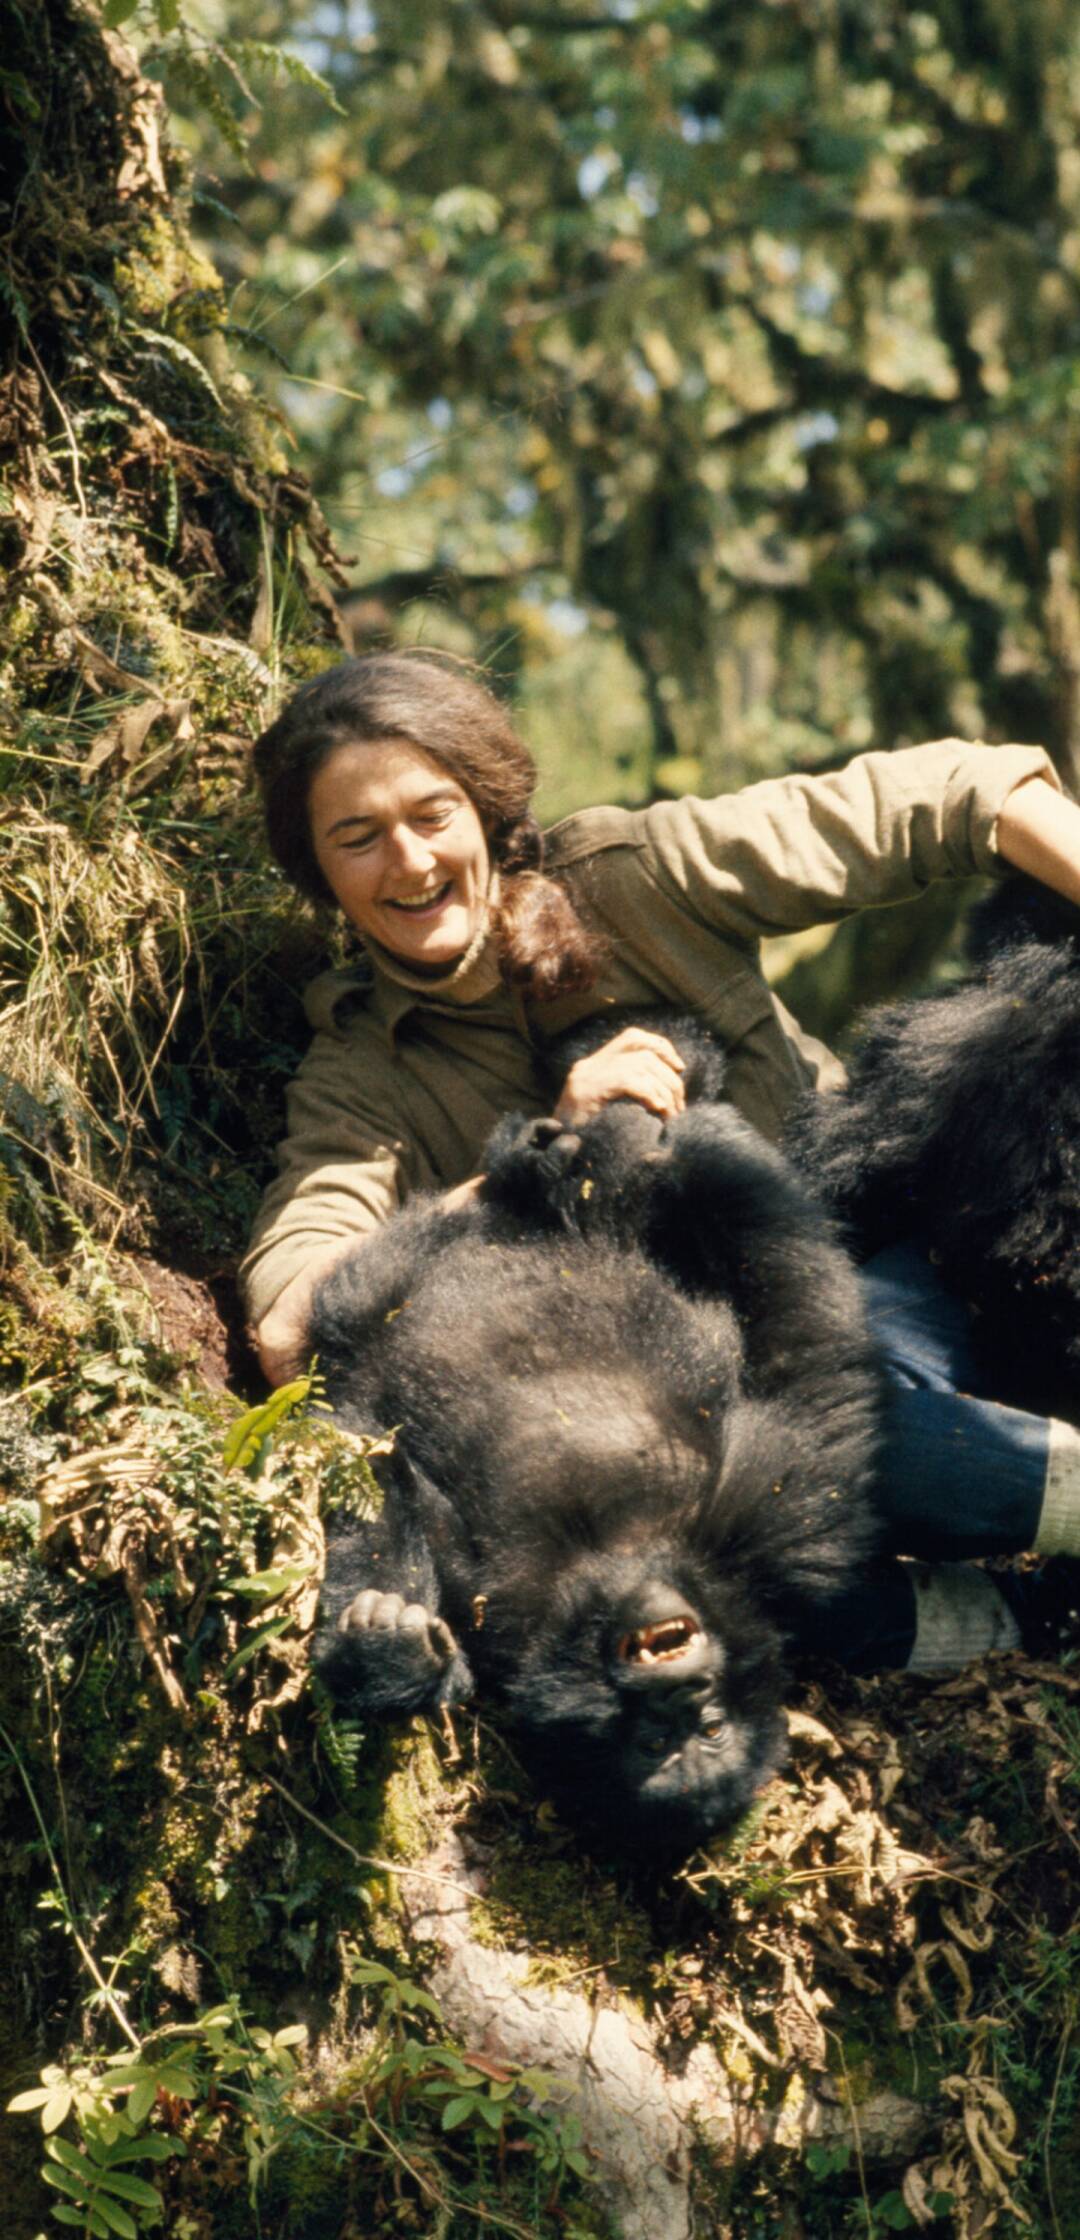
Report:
252,653,606,1004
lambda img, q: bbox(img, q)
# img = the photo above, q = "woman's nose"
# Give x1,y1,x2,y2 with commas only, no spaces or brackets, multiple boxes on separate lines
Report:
386,823,436,873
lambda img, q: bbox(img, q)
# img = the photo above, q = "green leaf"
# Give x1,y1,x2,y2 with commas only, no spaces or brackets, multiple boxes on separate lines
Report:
46,2136,100,2182
150,2069,197,2098
102,0,141,24
220,1564,313,1603
42,2164,91,2202
153,0,181,29
131,329,224,410
97,2171,164,2209
6,2086,53,2113
223,1613,292,1676
125,2081,157,2127
93,2197,138,2240
41,2086,73,2132
102,2136,180,2164
221,1379,310,1472
440,2095,478,2131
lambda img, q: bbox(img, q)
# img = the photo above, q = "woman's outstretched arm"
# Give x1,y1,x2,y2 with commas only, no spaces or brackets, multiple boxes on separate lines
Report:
997,774,1080,906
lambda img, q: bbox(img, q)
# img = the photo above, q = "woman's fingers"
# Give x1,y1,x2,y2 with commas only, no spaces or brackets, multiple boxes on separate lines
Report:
554,1028,687,1126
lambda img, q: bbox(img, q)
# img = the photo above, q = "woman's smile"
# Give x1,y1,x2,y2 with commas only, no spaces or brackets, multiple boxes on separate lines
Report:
385,880,453,915
309,736,491,970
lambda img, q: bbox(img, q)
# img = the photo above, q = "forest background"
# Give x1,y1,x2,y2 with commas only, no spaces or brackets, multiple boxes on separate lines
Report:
164,0,1080,1029
3,4,1080,2238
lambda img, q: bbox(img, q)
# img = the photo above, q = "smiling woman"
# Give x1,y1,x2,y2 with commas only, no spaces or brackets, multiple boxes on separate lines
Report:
242,646,1080,1690
308,739,491,974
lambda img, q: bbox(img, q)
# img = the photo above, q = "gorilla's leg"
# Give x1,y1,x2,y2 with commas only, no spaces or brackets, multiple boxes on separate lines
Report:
639,1104,877,1405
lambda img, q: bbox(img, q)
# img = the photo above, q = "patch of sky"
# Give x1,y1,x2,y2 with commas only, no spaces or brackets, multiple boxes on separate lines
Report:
278,380,335,431
287,0,375,71
631,363,658,398
427,397,453,431
578,150,619,200
793,411,840,451
679,112,723,144
375,464,417,497
798,277,839,318
627,171,659,218
770,243,802,280
505,483,537,518
519,592,589,637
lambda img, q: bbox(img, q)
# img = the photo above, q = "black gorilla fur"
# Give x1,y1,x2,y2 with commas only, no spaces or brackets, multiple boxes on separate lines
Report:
792,881,1080,1422
312,1016,883,1857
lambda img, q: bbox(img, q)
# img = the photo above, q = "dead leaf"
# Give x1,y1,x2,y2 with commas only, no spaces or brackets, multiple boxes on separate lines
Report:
13,492,58,571
81,697,192,787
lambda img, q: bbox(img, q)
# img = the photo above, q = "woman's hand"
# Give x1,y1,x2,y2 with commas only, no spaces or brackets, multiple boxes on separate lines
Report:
553,1025,687,1129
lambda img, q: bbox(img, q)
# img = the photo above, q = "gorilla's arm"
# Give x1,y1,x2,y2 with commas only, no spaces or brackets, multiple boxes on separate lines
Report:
309,1216,481,1717
315,1454,476,1717
639,1105,880,1408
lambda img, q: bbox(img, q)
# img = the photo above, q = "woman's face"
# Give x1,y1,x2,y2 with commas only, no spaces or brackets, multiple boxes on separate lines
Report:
308,736,491,971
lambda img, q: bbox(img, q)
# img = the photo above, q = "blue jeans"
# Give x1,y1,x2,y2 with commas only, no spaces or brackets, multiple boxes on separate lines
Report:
802,1245,1049,1673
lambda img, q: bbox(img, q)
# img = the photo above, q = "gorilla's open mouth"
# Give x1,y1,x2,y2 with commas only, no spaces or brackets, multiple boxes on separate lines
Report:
617,1616,704,1666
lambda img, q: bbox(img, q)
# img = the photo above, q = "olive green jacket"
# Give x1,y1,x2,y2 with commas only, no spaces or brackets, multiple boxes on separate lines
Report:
240,739,1056,1324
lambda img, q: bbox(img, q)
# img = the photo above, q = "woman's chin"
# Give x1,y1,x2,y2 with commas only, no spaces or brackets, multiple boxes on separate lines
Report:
378,904,478,971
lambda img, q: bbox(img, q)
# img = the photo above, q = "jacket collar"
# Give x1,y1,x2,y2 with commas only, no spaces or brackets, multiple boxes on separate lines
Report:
367,916,504,1036
307,875,508,1041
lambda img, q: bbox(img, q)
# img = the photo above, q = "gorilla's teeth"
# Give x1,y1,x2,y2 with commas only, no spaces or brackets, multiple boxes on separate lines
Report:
619,1617,702,1664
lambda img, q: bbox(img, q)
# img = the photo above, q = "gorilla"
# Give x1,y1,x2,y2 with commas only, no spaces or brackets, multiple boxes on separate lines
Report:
311,1018,883,1858
792,881,1080,1421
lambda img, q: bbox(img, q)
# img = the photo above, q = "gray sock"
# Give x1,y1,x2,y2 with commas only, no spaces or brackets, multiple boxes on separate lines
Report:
905,1561,1021,1675
1034,1419,1080,1556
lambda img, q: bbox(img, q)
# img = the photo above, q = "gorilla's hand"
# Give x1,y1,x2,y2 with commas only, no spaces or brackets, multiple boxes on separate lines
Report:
339,1588,458,1662
484,1107,664,1237
318,1587,474,1714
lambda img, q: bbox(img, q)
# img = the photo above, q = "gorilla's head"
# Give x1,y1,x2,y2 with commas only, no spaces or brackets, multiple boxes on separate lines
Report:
497,1554,785,1856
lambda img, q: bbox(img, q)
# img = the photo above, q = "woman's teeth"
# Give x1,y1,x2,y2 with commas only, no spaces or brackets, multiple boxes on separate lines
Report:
387,884,452,914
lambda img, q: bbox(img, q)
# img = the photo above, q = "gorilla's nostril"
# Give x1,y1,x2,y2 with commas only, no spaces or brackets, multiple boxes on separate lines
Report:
531,1118,567,1148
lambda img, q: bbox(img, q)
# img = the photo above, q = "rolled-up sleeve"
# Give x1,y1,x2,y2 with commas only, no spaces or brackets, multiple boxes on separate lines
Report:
641,741,1060,943
239,1032,405,1325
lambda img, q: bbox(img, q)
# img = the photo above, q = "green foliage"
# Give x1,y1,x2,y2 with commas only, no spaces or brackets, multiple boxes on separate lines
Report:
166,0,1080,818
221,1376,314,1476
348,1955,591,2190
8,2000,314,2234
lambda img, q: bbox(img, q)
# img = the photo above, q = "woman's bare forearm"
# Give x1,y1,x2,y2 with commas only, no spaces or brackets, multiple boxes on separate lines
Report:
251,1178,487,1387
997,774,1080,906
253,1238,362,1386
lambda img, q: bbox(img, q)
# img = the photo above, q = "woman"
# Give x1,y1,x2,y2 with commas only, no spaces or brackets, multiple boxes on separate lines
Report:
243,651,1080,1673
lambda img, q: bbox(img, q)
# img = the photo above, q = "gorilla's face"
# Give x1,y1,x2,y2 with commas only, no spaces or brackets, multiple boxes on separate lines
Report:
500,1560,785,1854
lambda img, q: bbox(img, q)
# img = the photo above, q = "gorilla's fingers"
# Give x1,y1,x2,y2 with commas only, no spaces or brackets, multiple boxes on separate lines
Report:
399,1604,459,1659
338,1588,404,1633
337,1589,458,1668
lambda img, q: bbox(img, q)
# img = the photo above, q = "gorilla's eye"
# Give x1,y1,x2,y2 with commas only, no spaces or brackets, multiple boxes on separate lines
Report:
701,1717,726,1739
644,1733,670,1757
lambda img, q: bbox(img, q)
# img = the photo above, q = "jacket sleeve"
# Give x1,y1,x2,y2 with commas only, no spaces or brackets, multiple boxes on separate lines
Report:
639,740,1060,943
238,1028,406,1326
